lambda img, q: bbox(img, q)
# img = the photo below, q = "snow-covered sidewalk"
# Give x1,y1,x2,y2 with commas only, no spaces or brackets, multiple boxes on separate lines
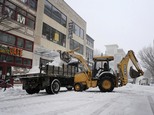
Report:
0,84,154,115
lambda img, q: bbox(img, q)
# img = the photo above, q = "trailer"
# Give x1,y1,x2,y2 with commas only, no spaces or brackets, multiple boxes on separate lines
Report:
19,61,79,94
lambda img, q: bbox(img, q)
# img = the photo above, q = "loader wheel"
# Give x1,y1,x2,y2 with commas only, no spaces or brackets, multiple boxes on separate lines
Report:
74,83,83,92
46,79,61,94
99,77,114,92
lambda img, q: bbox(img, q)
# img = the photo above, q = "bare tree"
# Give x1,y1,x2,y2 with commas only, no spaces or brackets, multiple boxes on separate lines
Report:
138,46,154,79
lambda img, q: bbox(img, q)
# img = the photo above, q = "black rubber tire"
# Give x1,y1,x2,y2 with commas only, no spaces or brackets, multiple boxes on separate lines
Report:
74,83,83,92
46,79,61,94
99,77,114,92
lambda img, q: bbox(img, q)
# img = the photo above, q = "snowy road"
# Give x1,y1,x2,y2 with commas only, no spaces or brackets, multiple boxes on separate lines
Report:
0,84,154,115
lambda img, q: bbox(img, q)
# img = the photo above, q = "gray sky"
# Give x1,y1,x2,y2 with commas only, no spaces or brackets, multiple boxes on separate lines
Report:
65,0,154,54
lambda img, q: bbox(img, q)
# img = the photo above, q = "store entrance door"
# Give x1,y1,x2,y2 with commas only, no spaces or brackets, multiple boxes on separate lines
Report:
0,63,13,88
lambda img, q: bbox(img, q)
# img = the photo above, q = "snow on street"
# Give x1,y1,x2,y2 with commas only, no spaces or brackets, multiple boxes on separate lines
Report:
0,84,154,115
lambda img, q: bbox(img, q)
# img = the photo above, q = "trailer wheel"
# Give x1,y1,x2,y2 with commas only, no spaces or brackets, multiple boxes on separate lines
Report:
46,79,60,94
99,77,114,92
74,83,83,92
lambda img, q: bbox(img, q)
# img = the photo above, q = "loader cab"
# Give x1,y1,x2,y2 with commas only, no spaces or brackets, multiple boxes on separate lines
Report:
92,56,114,78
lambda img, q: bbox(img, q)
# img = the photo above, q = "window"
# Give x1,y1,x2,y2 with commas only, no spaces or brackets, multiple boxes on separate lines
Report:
44,0,67,27
15,57,22,64
73,23,84,39
0,54,6,62
27,14,35,28
80,29,84,39
0,32,16,46
86,47,93,60
25,40,33,51
61,14,67,27
6,55,14,63
0,30,34,52
42,23,50,39
52,7,61,23
70,39,83,54
44,0,52,17
17,37,24,48
23,59,31,66
42,23,66,47
18,0,37,10
29,0,37,10
74,24,80,37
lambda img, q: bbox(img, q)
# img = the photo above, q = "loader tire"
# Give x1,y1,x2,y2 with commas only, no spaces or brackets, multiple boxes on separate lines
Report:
74,83,83,92
46,79,61,94
99,77,114,92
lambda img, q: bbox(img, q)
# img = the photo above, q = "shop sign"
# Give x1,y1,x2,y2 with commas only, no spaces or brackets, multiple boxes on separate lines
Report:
0,45,22,56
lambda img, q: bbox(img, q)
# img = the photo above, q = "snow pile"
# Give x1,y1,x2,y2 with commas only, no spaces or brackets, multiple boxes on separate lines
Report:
47,56,66,67
26,66,40,74
0,85,26,100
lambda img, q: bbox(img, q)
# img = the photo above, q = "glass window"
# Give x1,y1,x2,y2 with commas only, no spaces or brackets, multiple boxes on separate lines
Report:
0,32,7,43
52,7,61,23
27,18,35,29
23,59,31,66
44,0,52,17
70,39,83,54
80,29,84,39
0,32,16,46
0,0,4,3
5,1,16,10
15,57,22,64
19,0,28,4
42,23,50,39
29,0,37,10
17,37,24,48
0,54,6,62
17,7,26,16
25,40,33,51
61,14,67,27
6,55,14,63
7,34,16,46
74,24,80,36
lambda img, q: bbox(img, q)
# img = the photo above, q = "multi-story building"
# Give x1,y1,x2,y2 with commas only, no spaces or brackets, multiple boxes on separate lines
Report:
105,44,126,70
0,0,94,83
86,34,94,67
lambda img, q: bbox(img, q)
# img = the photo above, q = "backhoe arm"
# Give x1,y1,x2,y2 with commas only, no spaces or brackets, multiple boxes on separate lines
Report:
117,50,144,86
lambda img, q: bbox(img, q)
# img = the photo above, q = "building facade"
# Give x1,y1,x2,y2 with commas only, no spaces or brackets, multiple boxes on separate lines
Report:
0,0,94,85
105,44,126,70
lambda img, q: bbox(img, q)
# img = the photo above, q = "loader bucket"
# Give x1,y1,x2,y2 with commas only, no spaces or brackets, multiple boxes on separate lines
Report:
59,51,71,63
129,66,140,78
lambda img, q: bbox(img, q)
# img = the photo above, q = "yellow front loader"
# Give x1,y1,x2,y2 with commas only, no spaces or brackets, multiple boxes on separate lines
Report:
59,49,144,92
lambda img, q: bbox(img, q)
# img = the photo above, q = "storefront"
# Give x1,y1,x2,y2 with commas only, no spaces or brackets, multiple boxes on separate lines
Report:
0,31,33,88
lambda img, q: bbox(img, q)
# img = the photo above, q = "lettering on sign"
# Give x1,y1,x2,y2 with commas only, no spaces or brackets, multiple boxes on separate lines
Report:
17,14,26,24
0,45,22,56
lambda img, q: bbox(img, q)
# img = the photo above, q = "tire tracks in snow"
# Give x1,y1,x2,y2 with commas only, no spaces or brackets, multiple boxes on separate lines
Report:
36,95,121,115
147,96,154,115
90,96,120,115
